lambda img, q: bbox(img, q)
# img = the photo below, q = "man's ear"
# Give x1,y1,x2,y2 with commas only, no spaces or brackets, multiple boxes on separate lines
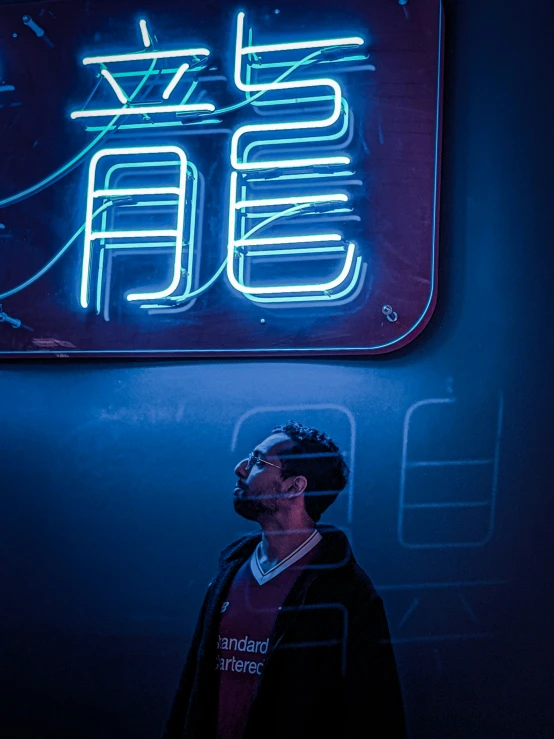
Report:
286,475,308,496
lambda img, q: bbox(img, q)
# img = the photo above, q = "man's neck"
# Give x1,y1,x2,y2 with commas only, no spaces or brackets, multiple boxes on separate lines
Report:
258,519,317,571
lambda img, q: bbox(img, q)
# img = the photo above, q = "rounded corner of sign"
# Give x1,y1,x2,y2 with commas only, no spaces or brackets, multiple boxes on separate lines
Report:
371,290,439,355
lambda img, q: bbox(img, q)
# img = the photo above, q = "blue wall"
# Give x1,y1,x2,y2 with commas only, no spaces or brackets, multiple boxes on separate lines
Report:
1,0,553,736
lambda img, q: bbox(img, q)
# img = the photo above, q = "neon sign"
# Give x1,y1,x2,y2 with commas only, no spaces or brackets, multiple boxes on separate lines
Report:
81,145,190,308
70,18,214,121
72,13,368,309
226,12,363,302
0,0,443,357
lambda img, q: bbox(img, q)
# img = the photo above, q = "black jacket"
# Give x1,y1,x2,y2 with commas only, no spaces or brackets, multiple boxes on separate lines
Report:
162,525,407,739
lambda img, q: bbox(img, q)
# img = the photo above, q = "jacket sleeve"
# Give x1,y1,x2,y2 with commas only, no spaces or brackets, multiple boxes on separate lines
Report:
345,587,408,738
161,590,210,739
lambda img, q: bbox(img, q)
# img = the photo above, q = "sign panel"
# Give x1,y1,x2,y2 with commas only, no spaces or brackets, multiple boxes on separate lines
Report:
0,0,443,357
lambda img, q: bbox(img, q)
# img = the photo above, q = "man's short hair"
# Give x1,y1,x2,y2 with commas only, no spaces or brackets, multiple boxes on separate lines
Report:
272,421,349,522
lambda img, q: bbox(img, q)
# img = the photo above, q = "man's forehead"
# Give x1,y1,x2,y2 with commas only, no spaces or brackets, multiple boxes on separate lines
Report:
256,433,293,456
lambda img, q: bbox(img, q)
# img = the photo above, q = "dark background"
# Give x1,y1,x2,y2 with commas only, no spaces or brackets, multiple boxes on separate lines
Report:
1,0,553,737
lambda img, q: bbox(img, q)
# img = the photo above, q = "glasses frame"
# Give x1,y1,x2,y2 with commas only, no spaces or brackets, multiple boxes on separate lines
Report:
245,451,283,473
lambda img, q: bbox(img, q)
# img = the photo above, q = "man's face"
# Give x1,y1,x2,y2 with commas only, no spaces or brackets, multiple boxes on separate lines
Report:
233,433,295,522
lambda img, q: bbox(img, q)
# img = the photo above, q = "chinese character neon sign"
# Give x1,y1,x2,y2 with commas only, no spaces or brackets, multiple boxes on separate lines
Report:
0,0,443,357
72,12,367,311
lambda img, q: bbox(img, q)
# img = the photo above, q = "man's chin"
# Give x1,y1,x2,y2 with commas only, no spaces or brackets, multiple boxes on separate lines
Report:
233,496,264,521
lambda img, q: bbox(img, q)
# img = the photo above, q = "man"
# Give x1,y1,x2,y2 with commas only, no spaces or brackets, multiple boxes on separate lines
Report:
162,421,406,739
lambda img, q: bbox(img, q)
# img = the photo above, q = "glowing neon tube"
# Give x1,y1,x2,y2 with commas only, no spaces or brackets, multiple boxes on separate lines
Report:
93,187,180,197
91,230,178,240
162,64,190,100
234,234,342,247
236,12,363,54
248,246,346,257
235,194,348,208
244,37,364,53
71,103,215,119
81,145,188,308
83,49,210,65
229,243,356,295
227,171,356,295
100,69,128,104
232,14,352,170
244,256,364,303
139,19,151,48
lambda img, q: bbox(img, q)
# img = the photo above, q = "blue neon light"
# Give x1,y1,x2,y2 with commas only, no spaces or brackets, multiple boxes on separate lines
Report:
162,63,190,100
235,194,348,209
81,146,188,308
242,36,365,55
0,52,160,207
82,49,210,65
226,170,358,296
225,12,365,302
231,243,357,296
129,158,204,312
139,19,151,48
243,256,364,304
68,10,368,311
0,2,444,356
248,246,346,257
234,234,342,247
71,103,215,119
242,99,351,164
90,158,202,311
91,229,179,240
231,11,360,171
100,69,128,104
94,187,181,197
0,202,113,301
70,22,215,122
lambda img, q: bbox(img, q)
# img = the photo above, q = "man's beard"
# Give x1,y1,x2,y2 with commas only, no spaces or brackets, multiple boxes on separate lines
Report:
233,487,279,521
233,495,267,521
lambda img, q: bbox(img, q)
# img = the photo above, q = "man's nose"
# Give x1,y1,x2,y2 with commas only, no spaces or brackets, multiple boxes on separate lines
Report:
234,458,248,478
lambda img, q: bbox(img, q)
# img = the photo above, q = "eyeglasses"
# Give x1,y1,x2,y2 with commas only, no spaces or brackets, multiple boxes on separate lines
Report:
245,451,282,473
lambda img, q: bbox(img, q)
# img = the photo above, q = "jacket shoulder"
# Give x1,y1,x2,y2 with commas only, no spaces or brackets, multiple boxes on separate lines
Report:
311,559,380,609
349,561,379,598
218,532,260,566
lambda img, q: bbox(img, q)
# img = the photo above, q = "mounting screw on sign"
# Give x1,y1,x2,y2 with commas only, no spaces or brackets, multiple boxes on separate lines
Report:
382,304,398,323
22,15,54,47
22,15,44,37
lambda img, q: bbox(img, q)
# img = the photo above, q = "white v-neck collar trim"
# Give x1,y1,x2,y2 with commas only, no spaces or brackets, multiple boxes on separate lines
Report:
250,530,322,585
